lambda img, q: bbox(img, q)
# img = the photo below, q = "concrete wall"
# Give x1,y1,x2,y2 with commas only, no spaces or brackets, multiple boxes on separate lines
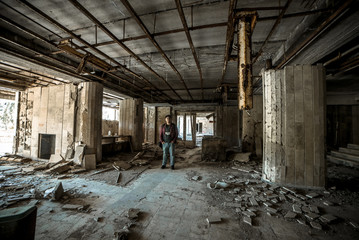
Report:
16,82,103,161
262,65,326,188
119,98,143,151
215,105,239,147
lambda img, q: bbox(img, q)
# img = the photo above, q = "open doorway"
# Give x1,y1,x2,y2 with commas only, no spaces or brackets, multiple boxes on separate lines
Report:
0,99,16,155
177,112,214,146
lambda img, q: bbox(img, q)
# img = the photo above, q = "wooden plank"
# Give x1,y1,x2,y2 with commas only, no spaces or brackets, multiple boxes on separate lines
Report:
30,87,41,158
294,65,305,186
339,147,359,156
303,65,314,186
331,151,359,162
348,144,359,150
284,66,295,184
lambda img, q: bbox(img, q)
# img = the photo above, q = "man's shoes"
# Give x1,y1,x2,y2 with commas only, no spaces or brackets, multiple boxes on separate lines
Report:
161,165,166,169
171,165,174,170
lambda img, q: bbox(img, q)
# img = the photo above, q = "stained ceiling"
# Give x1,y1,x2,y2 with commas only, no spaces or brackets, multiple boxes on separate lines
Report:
0,0,358,103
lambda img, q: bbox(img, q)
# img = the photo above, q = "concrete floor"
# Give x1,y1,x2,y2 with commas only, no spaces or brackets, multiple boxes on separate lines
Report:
1,150,359,240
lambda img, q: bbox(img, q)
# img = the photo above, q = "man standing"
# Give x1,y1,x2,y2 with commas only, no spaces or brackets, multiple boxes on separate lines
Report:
160,115,178,170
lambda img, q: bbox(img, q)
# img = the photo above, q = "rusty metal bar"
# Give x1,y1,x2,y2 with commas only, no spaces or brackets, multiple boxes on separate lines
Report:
75,22,228,50
252,0,293,64
175,0,203,100
68,0,176,101
220,0,236,84
276,0,353,69
120,0,193,101
258,8,334,21
238,14,256,110
16,0,165,102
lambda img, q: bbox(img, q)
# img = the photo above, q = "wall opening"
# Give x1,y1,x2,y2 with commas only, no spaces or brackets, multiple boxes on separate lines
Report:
38,134,56,159
0,99,16,155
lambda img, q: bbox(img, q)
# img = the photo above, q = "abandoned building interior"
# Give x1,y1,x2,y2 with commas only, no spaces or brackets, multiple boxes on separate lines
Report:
0,0,358,239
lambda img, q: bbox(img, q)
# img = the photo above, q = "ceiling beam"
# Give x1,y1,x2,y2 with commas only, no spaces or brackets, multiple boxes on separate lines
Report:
68,0,175,102
175,0,203,100
252,0,293,64
0,69,49,87
220,0,236,84
120,0,193,101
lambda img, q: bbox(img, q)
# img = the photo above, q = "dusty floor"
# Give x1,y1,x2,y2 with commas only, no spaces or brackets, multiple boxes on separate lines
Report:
1,146,359,240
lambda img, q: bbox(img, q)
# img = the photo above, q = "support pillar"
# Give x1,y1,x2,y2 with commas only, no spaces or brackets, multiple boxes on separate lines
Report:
237,11,257,152
262,65,326,188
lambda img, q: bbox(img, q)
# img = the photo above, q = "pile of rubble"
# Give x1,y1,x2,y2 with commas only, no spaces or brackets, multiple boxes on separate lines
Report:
207,173,359,230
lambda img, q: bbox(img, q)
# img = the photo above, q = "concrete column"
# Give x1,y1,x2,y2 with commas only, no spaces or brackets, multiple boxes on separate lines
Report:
77,82,103,162
262,65,326,188
119,98,144,151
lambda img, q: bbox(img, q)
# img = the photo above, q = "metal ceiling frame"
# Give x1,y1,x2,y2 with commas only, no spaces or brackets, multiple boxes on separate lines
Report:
120,0,193,101
16,0,167,102
67,0,178,102
175,0,204,100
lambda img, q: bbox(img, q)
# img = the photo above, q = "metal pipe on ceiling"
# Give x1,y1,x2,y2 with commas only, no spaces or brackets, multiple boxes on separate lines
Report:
175,0,204,101
67,0,175,102
120,0,193,101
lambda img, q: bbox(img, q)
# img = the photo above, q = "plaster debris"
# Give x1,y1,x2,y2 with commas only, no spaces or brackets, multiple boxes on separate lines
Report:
292,204,302,214
323,200,334,206
243,216,252,226
266,207,277,214
306,192,319,199
284,211,297,219
191,176,201,181
349,221,359,229
305,212,319,221
243,211,256,217
297,219,306,225
310,221,322,230
62,204,83,211
249,197,258,206
320,214,337,223
309,205,320,214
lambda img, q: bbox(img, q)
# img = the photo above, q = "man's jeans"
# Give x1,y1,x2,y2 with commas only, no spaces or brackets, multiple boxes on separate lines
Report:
162,142,175,166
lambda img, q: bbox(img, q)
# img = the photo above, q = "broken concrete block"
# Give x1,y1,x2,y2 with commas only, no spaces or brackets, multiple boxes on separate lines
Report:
191,176,201,181
320,214,337,223
297,219,306,225
309,205,320,214
271,198,278,204
34,163,49,171
263,202,272,207
206,216,222,224
302,206,311,213
247,208,256,213
46,162,71,174
127,208,140,219
306,192,319,199
305,212,319,221
73,144,86,165
94,217,103,222
292,204,302,214
49,154,64,164
82,154,96,170
243,216,252,226
249,197,258,206
279,194,286,201
53,182,64,200
62,204,83,211
243,211,256,217
323,200,334,206
284,211,297,219
310,221,322,230
266,207,277,214
349,221,359,229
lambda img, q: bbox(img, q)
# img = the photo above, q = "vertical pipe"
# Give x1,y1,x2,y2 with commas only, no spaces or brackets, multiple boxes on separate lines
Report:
238,16,253,110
